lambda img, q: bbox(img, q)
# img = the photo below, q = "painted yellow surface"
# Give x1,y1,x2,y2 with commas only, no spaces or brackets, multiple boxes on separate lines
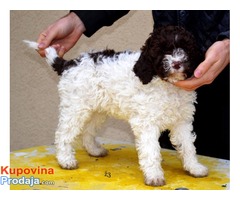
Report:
10,144,229,190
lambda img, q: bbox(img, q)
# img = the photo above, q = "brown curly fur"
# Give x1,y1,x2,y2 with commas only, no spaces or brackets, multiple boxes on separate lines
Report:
133,26,203,84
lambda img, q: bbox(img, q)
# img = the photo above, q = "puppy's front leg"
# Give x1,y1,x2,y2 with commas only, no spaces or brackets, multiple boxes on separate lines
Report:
132,123,165,186
170,122,208,177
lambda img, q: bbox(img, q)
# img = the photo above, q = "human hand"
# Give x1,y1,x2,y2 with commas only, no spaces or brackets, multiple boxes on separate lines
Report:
174,39,230,91
37,12,86,57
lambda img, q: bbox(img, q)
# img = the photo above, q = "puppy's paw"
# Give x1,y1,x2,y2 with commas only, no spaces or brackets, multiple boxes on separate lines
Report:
58,158,79,170
88,147,108,157
145,177,166,187
188,163,208,177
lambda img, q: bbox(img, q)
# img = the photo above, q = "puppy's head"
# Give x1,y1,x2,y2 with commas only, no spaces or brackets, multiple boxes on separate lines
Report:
133,26,203,84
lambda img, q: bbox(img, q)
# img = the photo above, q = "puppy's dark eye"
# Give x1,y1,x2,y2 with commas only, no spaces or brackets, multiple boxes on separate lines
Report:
164,50,173,55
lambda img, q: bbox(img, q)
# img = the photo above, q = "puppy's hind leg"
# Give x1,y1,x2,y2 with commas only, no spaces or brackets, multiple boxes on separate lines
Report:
169,122,208,177
82,112,108,157
55,105,92,170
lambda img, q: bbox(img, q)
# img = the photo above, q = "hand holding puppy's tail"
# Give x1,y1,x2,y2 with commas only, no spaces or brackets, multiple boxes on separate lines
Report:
23,40,70,76
23,40,57,64
23,40,40,50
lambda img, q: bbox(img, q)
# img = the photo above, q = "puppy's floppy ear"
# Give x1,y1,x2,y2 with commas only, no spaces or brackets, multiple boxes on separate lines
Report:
133,51,157,84
133,33,159,84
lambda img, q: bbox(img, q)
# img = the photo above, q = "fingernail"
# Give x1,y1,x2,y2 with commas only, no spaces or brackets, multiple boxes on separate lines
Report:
38,43,45,49
59,46,65,57
194,69,202,78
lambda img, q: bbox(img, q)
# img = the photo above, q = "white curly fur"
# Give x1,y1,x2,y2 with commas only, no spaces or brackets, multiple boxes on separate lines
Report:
24,40,208,186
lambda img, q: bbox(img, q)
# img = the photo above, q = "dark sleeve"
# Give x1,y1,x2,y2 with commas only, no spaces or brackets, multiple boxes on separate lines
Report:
70,10,129,37
217,11,230,40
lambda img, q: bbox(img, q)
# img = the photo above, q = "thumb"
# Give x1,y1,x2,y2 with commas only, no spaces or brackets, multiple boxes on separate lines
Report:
194,57,215,78
194,47,218,78
37,30,57,49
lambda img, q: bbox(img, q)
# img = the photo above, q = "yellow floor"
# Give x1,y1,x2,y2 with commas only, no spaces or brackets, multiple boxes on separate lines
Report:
10,144,229,190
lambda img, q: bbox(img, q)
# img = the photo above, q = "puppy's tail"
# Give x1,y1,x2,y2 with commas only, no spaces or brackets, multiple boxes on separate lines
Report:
23,40,75,76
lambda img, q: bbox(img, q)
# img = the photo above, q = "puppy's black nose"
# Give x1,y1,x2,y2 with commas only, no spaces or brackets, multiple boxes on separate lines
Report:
173,61,181,69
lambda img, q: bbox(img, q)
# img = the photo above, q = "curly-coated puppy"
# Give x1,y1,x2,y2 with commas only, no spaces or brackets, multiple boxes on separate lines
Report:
24,26,208,186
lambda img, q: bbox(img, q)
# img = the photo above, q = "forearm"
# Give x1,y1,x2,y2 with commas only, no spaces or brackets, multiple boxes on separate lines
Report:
70,10,129,37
